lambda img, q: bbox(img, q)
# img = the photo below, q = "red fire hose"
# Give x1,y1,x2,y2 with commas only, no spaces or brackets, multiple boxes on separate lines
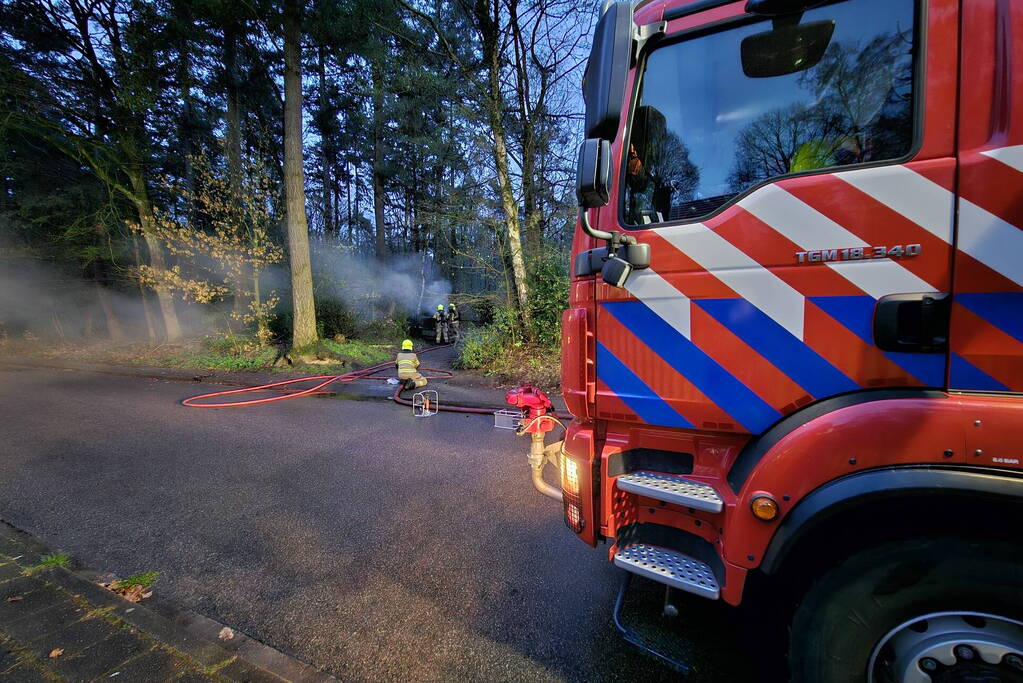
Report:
182,344,452,408
181,343,572,419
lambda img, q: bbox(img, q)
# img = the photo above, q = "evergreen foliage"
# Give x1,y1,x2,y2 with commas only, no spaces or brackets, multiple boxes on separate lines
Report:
0,0,591,362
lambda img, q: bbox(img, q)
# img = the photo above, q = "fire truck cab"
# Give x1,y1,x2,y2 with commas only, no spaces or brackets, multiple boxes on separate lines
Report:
559,0,1023,679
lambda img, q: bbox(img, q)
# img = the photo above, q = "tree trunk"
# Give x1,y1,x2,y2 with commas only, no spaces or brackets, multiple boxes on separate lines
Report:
508,2,542,257
143,232,183,341
141,230,183,342
283,0,318,349
480,1,531,330
371,62,388,259
94,283,125,341
131,233,158,342
177,22,196,224
223,25,252,320
317,45,334,238
128,171,183,341
224,24,243,197
521,120,542,257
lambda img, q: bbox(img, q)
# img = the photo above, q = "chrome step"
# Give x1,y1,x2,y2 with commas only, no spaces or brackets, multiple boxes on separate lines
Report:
615,471,723,512
614,543,720,600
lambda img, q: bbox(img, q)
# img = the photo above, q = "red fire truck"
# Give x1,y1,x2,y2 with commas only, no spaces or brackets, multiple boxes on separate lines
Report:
554,0,1023,679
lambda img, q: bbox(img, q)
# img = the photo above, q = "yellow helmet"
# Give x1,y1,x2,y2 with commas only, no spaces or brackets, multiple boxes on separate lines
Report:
401,339,413,351
437,304,444,311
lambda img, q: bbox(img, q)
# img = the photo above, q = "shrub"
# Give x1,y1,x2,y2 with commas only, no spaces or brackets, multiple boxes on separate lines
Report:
316,298,359,340
361,315,408,341
202,334,258,355
454,325,505,370
526,252,569,348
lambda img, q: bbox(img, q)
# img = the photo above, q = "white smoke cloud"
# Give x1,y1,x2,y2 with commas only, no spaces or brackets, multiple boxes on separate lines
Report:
0,249,227,343
308,244,453,319
0,238,455,345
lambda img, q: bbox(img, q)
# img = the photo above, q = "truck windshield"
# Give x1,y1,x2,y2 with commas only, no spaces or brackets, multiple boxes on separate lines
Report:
623,0,917,226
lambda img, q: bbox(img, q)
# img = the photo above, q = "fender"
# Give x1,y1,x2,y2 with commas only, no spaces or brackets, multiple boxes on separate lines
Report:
721,391,966,571
759,466,1023,574
727,389,945,493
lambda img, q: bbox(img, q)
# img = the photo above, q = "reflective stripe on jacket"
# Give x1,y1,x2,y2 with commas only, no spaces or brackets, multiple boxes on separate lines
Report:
396,351,420,379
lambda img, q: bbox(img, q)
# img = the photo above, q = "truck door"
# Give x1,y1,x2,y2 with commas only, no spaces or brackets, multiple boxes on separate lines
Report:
948,0,1023,393
593,0,958,435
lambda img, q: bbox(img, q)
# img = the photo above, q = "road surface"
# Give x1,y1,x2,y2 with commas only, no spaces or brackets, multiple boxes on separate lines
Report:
0,366,766,681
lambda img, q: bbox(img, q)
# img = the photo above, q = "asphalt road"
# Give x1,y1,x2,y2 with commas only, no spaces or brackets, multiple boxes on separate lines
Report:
0,367,762,682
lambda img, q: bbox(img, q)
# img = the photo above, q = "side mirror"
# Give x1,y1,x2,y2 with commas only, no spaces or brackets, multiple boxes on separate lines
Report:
583,2,633,140
601,255,633,288
741,19,835,78
575,138,649,290
576,138,612,209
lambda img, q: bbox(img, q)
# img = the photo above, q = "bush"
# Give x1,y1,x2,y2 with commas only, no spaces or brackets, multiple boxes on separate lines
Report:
202,334,258,355
316,298,359,340
454,325,506,370
455,327,560,390
361,315,408,341
526,252,569,348
454,252,566,388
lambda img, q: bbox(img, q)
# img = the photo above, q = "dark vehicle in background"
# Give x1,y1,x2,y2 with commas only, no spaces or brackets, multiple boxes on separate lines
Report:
407,314,437,341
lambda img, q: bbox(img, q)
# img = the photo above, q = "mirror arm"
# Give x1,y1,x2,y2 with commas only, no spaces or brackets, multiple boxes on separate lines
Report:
579,207,636,246
772,12,803,29
579,207,613,242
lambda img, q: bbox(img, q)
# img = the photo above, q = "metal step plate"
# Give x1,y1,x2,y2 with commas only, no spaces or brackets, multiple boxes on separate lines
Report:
614,543,720,600
615,472,723,512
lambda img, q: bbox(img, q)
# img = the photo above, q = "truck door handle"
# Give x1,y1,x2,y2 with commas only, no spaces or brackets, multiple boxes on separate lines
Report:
873,293,950,353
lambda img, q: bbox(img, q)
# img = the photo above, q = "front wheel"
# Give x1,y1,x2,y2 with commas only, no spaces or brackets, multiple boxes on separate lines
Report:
789,538,1023,683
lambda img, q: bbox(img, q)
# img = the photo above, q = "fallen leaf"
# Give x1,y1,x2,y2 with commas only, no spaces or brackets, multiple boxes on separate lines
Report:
48,648,64,658
4,595,23,602
140,592,153,600
120,585,143,603
218,627,234,641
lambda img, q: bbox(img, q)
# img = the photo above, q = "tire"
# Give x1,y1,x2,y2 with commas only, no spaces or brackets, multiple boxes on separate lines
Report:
789,538,1023,683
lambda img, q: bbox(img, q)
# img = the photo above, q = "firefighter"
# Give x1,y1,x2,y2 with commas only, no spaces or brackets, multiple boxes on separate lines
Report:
433,304,449,344
447,303,460,338
396,339,427,390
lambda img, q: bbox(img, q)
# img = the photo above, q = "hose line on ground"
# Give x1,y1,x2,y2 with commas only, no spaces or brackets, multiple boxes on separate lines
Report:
181,344,453,408
181,342,572,420
181,342,571,501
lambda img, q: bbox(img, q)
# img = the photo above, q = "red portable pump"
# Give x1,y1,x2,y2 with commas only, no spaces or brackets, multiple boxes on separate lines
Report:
505,384,555,433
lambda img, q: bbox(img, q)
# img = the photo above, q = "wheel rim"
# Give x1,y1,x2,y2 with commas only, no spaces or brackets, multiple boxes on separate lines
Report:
868,612,1023,683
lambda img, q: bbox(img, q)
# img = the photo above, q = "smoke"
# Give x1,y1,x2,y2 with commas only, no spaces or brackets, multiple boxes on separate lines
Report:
0,239,455,346
308,244,453,319
0,253,224,344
